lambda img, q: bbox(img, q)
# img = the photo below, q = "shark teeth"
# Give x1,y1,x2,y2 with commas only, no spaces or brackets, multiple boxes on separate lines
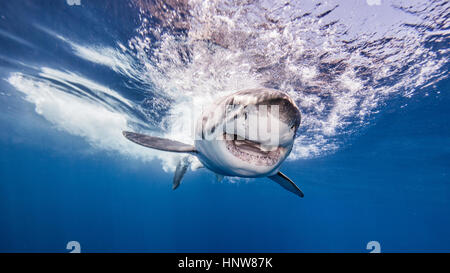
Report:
224,134,281,166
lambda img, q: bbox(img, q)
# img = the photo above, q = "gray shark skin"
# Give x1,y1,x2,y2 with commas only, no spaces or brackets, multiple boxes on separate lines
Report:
123,88,304,198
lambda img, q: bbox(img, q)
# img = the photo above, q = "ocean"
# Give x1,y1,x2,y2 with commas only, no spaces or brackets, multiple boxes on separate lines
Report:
0,0,449,252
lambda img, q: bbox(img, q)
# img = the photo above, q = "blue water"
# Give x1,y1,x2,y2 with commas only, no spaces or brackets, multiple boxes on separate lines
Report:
0,0,449,252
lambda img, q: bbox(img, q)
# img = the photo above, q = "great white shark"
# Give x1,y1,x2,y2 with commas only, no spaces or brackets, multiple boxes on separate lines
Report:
123,88,304,198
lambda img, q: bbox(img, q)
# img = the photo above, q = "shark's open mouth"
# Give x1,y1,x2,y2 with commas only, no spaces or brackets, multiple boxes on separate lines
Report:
224,134,282,166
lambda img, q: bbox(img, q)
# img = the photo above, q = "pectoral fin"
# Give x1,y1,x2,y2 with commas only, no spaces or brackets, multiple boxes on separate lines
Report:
173,157,190,190
268,172,304,198
123,131,196,153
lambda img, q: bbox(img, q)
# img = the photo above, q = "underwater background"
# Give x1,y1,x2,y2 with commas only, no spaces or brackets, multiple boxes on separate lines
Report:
0,0,449,252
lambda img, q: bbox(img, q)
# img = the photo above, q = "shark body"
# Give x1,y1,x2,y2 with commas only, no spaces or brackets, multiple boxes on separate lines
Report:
123,88,304,198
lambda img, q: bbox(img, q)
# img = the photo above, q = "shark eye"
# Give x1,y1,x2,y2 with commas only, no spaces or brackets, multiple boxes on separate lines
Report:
291,125,298,139
244,112,248,120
